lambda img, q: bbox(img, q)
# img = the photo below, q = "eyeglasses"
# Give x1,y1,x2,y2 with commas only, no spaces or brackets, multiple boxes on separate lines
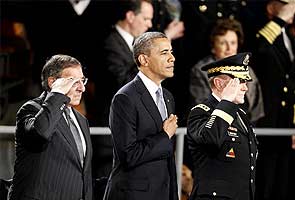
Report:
73,77,88,87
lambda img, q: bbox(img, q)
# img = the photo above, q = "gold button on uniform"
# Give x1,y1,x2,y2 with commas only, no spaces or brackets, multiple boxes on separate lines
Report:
283,87,288,93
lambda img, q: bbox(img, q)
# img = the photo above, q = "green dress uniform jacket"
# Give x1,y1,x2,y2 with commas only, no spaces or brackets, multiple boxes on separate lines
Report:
187,94,258,200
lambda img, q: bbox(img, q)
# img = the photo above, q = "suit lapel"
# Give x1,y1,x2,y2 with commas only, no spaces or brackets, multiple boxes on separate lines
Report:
134,76,163,130
163,90,173,116
113,28,133,56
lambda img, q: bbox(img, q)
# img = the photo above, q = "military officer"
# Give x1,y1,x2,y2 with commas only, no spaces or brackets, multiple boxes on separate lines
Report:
187,52,258,200
253,1,295,199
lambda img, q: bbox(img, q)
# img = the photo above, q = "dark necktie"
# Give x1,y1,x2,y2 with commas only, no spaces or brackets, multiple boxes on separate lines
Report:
64,108,84,166
156,88,167,121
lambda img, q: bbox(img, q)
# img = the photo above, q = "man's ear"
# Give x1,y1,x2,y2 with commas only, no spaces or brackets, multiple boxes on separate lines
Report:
126,11,135,23
138,54,149,67
266,1,277,18
47,77,55,89
213,77,223,91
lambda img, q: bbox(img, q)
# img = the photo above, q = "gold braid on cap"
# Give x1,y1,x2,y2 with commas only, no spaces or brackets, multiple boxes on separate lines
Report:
207,66,246,74
220,70,251,80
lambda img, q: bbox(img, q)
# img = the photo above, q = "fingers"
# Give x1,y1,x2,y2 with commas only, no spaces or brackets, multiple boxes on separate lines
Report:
163,114,178,139
221,78,241,102
51,77,80,94
167,114,178,126
227,78,240,91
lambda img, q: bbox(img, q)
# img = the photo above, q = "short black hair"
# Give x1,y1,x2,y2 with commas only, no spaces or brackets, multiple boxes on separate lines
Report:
116,0,152,21
133,32,167,67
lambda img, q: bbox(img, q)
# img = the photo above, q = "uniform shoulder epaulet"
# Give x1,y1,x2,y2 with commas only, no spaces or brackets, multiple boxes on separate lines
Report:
191,104,210,112
257,20,281,44
239,108,247,115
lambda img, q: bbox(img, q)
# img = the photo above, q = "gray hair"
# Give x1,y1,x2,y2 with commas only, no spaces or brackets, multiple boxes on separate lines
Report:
133,32,167,67
41,54,81,91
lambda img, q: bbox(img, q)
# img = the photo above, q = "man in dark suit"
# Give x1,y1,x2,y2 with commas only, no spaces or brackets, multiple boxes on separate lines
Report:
8,54,93,200
253,1,295,199
92,2,154,196
103,32,178,200
96,0,154,125
187,53,258,200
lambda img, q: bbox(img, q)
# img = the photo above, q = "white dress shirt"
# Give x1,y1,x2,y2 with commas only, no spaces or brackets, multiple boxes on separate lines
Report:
69,0,91,16
115,24,134,51
138,71,168,114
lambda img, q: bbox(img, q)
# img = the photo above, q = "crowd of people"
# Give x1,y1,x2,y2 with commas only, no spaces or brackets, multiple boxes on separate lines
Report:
1,0,295,200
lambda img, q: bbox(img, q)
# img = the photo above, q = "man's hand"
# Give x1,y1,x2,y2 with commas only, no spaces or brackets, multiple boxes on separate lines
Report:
164,20,185,40
163,114,178,138
220,78,241,102
51,77,78,95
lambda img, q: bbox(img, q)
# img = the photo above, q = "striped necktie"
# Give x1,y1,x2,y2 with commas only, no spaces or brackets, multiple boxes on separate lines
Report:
65,108,84,166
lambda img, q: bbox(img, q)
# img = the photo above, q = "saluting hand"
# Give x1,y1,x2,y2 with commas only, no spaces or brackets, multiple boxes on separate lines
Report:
163,114,178,139
51,77,79,95
220,78,241,103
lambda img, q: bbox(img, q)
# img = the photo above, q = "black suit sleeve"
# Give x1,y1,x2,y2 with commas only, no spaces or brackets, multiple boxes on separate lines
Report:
110,93,174,169
104,35,137,86
187,100,238,150
16,92,70,145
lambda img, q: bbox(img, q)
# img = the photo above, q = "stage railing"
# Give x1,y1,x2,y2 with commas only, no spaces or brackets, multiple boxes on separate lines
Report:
1,126,295,198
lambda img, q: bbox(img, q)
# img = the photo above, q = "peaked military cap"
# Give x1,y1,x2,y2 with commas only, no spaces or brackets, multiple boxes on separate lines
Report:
201,52,252,81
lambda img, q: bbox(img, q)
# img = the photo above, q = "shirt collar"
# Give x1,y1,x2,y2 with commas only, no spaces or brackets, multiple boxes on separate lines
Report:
69,0,91,16
115,24,134,51
212,92,221,102
138,71,162,102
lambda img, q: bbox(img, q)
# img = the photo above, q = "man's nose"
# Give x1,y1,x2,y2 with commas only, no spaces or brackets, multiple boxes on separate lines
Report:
169,53,175,62
241,83,248,91
75,80,86,92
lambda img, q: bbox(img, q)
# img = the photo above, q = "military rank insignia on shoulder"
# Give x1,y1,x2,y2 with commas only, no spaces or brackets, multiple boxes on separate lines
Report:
191,104,210,112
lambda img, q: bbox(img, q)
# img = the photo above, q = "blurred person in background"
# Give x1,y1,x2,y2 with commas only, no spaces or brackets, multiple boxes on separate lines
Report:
253,1,295,200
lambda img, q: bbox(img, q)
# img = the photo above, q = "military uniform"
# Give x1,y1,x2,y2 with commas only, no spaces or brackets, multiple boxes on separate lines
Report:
187,53,258,200
253,2,295,199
